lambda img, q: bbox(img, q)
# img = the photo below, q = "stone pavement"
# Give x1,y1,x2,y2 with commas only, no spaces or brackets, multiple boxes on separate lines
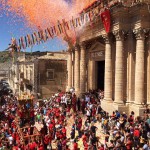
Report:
51,114,105,149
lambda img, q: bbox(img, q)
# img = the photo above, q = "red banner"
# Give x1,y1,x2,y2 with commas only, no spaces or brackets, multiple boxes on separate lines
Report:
100,9,111,33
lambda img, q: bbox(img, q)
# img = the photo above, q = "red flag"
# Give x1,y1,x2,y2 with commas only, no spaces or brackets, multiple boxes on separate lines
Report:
100,9,111,33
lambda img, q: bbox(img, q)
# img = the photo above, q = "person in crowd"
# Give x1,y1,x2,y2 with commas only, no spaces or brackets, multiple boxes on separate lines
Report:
0,89,150,150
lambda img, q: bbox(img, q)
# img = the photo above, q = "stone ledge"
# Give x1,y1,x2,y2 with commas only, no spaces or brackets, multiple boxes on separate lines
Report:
101,100,129,115
129,104,147,117
101,100,114,115
113,103,129,114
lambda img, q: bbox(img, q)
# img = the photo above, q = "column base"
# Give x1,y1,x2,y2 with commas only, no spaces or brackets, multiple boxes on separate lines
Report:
66,86,71,92
104,98,113,101
101,100,114,115
75,90,80,96
101,100,148,117
113,103,129,115
101,100,129,115
129,103,147,117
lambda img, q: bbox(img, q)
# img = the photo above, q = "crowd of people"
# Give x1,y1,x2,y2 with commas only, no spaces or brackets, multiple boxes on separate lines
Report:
0,89,149,150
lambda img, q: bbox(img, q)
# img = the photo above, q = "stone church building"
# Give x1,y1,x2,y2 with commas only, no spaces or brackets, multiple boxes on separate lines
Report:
66,1,150,116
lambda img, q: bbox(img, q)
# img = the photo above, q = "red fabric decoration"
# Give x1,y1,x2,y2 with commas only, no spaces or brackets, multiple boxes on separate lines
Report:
100,9,111,33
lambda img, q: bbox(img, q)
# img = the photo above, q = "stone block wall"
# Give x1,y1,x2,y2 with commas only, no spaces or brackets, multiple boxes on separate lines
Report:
37,59,67,97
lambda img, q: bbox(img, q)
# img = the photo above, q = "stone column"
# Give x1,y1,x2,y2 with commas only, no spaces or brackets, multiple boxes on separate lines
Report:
147,32,150,104
72,52,75,87
67,50,72,91
113,30,124,104
88,60,96,90
74,45,80,94
133,29,145,104
126,32,135,103
80,42,86,93
103,35,112,101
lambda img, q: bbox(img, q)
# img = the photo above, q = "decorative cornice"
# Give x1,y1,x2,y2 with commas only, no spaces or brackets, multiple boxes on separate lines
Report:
112,30,125,41
133,28,149,40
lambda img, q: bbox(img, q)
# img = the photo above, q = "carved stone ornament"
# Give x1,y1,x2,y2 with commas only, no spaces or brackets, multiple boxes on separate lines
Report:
102,34,112,44
133,28,149,40
74,44,80,51
67,48,72,53
91,51,104,59
79,42,86,49
112,30,125,41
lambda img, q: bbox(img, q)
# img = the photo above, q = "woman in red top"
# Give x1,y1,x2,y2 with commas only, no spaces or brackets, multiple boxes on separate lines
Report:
92,107,96,118
44,134,52,150
83,140,89,150
38,144,44,150
125,137,133,150
73,140,78,150
62,126,66,138
99,144,104,150
30,108,34,122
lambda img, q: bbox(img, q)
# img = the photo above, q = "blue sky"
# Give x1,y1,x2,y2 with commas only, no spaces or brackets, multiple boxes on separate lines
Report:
0,2,69,52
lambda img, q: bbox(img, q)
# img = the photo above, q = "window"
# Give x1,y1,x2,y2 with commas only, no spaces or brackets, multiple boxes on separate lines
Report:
47,69,54,80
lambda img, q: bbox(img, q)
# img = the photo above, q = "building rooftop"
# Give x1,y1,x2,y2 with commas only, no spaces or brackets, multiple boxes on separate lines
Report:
37,52,68,60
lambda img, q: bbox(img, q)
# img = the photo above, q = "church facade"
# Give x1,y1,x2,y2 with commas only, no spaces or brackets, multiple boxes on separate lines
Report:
66,1,150,116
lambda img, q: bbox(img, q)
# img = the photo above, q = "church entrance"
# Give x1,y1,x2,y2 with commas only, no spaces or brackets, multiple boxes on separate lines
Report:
97,61,105,90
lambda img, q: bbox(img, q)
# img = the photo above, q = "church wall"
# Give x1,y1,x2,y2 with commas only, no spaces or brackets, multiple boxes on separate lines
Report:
38,59,67,97
68,2,150,116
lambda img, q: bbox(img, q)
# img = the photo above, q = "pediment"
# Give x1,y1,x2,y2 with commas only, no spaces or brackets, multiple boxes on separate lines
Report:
89,42,105,52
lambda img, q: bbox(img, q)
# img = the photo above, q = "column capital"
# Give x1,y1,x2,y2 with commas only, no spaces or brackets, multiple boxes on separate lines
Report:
102,34,112,44
74,44,80,51
113,30,125,41
68,48,72,53
133,28,149,40
79,42,86,49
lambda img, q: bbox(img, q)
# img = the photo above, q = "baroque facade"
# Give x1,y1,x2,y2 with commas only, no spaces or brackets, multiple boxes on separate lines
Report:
36,52,68,98
66,2,150,116
9,52,68,99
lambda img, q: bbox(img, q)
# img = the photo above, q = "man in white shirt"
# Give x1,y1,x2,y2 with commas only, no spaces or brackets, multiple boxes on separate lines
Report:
87,101,93,110
8,136,13,145
85,95,90,103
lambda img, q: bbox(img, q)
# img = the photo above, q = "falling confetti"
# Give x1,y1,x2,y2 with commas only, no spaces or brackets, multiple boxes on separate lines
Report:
0,0,97,47
1,0,97,28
